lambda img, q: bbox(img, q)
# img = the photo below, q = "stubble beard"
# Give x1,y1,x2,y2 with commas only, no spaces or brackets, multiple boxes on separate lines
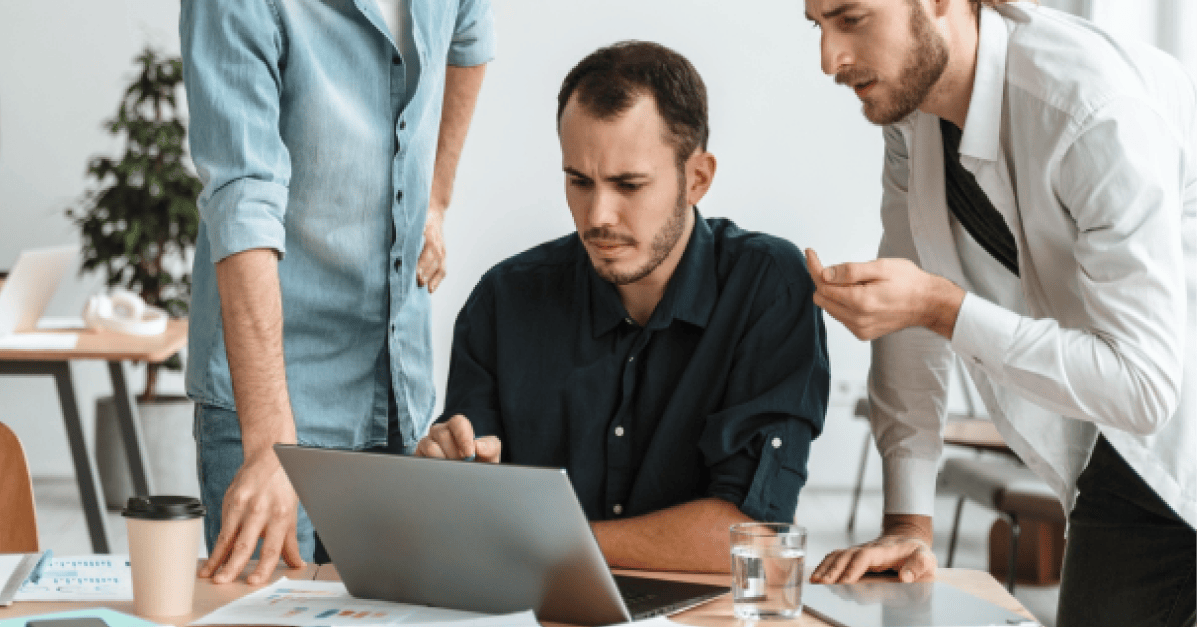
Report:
857,0,950,126
589,172,690,286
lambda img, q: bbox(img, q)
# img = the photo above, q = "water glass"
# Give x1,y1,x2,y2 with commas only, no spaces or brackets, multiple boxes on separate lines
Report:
730,522,807,619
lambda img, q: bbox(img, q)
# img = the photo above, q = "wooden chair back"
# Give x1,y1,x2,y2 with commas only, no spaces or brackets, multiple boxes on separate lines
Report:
0,421,39,552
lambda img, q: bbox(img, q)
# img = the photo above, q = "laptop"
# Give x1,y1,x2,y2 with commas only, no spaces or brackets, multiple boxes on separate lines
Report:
275,445,729,626
0,246,77,336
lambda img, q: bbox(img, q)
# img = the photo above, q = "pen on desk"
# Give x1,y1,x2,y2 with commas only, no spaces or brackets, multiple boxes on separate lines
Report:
27,549,53,584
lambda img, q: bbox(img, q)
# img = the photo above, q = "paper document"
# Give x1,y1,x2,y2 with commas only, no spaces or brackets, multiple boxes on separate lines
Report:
0,332,79,350
15,555,133,602
0,553,41,606
189,578,537,627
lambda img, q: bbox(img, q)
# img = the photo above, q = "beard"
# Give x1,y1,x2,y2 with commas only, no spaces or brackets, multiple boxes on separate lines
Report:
837,0,950,126
585,173,690,286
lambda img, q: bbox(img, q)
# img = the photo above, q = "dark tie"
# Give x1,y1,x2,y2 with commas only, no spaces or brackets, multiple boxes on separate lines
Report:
940,118,1020,277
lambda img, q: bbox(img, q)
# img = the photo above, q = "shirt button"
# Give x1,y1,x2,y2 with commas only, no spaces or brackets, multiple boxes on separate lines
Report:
614,426,625,437
627,356,635,363
396,189,404,202
613,504,623,515
399,119,407,131
771,437,782,449
393,259,401,272
392,56,402,66
625,317,634,325
390,324,396,333
973,356,982,365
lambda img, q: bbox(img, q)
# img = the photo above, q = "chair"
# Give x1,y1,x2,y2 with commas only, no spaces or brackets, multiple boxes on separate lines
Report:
0,421,40,552
938,455,1065,592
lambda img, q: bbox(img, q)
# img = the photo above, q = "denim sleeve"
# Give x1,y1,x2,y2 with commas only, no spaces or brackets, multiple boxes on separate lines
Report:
180,0,291,262
439,271,505,448
699,268,830,523
448,0,495,67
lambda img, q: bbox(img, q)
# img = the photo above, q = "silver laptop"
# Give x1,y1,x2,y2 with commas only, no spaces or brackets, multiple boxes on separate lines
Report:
275,445,728,626
0,245,76,336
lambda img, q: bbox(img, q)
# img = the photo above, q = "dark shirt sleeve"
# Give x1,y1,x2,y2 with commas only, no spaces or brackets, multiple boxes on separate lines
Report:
438,272,506,446
699,267,830,523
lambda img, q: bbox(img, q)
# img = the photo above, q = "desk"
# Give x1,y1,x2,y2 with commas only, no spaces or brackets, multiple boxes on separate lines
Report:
0,562,1036,627
0,318,189,553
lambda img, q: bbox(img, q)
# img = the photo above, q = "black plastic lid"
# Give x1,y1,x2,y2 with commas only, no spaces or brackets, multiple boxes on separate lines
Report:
122,496,206,520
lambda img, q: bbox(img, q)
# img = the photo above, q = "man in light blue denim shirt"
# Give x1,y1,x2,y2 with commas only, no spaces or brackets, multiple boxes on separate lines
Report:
180,0,493,584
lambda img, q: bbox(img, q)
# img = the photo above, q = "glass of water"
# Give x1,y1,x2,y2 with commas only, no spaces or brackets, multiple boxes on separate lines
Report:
730,522,807,619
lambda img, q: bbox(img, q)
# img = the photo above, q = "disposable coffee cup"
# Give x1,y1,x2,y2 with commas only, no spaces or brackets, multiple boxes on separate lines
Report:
122,496,206,616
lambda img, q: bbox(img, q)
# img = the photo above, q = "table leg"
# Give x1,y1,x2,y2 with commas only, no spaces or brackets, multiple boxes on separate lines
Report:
51,361,112,553
107,361,152,497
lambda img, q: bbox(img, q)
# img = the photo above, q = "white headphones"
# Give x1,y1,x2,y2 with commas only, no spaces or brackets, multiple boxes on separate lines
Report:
82,289,169,336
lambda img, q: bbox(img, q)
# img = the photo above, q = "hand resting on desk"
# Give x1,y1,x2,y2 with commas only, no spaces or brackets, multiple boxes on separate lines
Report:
415,414,501,462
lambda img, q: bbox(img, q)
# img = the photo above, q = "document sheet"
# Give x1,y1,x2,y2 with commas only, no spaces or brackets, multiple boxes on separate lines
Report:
189,578,540,627
14,555,133,602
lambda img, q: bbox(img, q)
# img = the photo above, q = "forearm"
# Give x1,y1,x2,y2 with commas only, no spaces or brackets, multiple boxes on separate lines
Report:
214,248,296,458
591,498,753,573
429,63,487,213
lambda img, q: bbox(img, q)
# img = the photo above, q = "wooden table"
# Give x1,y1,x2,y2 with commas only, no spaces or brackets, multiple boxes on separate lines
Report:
0,317,188,553
0,561,1036,626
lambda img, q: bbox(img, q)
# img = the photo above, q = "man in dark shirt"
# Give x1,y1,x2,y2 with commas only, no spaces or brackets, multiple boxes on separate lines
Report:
414,41,830,573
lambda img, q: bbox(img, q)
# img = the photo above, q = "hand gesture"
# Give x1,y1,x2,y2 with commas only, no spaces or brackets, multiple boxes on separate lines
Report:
415,414,501,462
199,451,305,584
804,249,964,341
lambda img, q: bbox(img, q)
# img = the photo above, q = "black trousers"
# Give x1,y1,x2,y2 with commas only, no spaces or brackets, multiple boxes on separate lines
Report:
1057,435,1196,627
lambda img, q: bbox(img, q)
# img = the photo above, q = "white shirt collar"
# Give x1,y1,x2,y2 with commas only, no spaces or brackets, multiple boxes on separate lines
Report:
959,7,1010,162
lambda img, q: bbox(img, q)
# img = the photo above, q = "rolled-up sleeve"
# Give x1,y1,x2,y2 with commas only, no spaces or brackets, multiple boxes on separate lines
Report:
180,0,292,262
699,273,830,523
448,0,495,67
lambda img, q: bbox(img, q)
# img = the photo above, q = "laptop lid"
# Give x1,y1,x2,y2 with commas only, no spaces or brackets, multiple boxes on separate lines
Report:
275,445,632,626
0,246,76,336
802,580,1038,627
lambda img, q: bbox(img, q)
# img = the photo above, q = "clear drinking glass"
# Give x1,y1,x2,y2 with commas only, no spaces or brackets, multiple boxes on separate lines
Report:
730,522,807,619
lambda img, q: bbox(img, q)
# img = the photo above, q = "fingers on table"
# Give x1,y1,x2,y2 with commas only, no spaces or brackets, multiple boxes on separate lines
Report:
247,517,296,585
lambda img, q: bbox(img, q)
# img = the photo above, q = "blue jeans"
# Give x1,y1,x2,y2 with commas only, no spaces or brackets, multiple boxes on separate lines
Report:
194,398,408,564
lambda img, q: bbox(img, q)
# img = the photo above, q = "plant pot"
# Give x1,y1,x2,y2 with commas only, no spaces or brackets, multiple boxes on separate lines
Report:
95,395,199,509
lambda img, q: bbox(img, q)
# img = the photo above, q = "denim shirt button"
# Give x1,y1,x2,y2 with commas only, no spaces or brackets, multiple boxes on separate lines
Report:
395,189,404,202
392,55,402,66
399,119,407,131
393,258,402,272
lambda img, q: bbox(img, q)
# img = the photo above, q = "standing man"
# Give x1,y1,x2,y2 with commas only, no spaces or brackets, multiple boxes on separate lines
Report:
180,0,492,585
803,1,1195,626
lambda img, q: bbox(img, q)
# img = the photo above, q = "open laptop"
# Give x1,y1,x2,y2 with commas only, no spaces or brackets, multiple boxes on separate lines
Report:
0,246,77,336
275,445,729,626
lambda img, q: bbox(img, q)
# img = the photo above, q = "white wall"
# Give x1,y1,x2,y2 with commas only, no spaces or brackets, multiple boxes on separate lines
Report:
0,1,1193,492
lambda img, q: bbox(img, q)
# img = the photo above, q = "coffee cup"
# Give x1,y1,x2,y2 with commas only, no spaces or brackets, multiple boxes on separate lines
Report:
122,496,206,616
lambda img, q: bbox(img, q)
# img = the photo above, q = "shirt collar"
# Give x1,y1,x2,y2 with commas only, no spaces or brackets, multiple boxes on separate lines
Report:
587,208,718,338
959,7,1010,162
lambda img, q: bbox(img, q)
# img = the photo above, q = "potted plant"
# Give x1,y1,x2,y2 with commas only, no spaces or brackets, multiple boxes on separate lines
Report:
67,46,203,507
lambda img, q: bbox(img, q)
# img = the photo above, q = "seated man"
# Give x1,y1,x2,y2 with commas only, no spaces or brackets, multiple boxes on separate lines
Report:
415,41,830,573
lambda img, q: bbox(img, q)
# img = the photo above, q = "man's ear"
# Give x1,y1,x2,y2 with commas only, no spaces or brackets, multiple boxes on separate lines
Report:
685,150,717,207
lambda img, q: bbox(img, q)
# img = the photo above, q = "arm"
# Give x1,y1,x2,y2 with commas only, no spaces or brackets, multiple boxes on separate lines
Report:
592,499,753,573
811,125,950,584
180,0,300,584
950,100,1188,435
415,0,493,293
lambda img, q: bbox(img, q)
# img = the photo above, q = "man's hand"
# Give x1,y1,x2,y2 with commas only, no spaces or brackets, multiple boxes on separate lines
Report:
810,514,937,584
199,450,304,584
804,249,965,341
415,414,501,462
416,208,447,293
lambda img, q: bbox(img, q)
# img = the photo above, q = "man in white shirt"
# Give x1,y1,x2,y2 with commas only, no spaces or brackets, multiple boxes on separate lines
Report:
802,1,1195,625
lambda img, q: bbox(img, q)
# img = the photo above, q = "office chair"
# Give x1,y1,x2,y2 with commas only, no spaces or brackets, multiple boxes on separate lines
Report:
0,420,40,552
